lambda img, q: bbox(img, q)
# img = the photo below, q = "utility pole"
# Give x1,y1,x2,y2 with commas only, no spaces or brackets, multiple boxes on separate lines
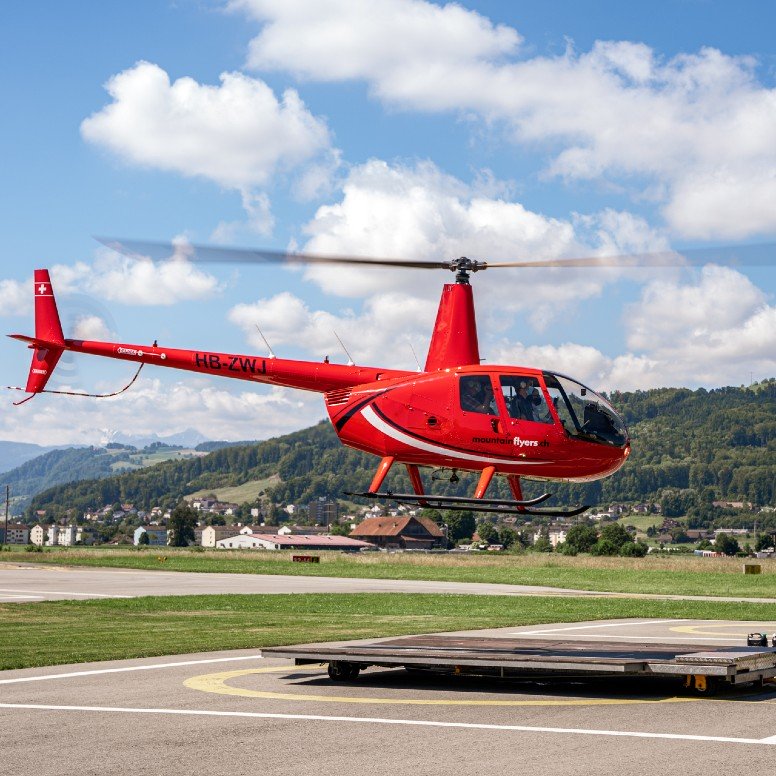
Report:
3,485,8,548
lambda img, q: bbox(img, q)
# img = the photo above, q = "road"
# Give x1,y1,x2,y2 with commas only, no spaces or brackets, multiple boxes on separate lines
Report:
2,619,776,776
2,561,776,603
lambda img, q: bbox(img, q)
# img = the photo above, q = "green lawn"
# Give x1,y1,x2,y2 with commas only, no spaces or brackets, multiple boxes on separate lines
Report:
3,547,775,598
2,593,776,671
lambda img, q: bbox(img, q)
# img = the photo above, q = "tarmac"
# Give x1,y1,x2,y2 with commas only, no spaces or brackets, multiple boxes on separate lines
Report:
3,616,776,775
3,563,776,774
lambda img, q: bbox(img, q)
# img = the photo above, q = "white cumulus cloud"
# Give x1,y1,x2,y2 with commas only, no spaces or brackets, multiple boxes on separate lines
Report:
492,265,776,391
81,61,336,227
236,0,776,239
229,289,434,368
0,278,30,317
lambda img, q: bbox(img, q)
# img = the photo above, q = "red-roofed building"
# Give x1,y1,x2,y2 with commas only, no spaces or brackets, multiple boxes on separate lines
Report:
350,515,446,549
215,533,375,551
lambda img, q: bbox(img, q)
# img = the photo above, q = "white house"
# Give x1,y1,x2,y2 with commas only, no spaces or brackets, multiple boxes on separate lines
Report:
30,525,45,546
216,533,374,551
134,526,169,546
533,528,567,548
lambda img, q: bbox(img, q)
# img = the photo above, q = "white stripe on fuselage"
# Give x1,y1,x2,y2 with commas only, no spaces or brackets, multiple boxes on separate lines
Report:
360,405,549,466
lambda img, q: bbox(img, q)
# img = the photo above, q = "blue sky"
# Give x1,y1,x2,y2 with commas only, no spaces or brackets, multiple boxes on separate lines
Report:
1,0,775,446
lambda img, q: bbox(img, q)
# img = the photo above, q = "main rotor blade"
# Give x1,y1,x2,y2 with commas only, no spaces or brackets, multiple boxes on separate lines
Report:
95,237,447,270
484,242,776,269
97,237,776,271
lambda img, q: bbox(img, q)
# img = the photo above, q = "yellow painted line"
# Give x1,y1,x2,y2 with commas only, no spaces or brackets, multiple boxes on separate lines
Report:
671,623,776,638
184,666,700,707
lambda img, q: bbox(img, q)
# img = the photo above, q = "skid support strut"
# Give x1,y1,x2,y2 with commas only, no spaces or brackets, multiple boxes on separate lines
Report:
474,466,496,499
368,456,395,493
405,464,428,507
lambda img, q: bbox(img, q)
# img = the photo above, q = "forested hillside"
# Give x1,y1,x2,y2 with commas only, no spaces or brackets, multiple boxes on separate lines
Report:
6,444,208,509
26,381,775,520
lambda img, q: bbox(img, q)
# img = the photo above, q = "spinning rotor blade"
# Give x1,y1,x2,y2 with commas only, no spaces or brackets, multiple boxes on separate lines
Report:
484,242,776,269
97,237,776,271
95,237,447,270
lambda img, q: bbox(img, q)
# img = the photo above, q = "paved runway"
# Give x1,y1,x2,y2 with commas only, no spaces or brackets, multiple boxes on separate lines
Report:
2,619,776,776
3,562,776,603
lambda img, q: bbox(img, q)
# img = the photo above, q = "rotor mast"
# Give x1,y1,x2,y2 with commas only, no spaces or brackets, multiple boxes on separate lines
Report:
424,257,482,371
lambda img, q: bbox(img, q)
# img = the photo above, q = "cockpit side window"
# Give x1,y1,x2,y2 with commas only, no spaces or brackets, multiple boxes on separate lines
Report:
543,372,628,447
499,376,553,424
459,375,497,415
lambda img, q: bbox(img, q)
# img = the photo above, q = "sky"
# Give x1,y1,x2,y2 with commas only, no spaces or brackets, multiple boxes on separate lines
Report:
1,0,775,446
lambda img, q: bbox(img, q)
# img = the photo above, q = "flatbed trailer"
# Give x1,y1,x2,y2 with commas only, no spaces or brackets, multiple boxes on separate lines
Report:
262,634,776,693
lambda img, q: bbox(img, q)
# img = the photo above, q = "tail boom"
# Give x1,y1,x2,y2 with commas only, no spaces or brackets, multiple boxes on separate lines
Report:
10,268,412,399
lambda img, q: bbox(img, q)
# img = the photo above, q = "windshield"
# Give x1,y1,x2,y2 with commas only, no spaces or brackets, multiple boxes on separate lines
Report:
543,372,628,447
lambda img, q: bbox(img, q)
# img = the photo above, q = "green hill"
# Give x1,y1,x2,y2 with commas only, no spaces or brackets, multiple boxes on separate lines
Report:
6,444,208,510
25,380,775,521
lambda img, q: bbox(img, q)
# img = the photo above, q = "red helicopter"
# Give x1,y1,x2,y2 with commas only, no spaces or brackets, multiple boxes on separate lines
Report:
8,242,653,518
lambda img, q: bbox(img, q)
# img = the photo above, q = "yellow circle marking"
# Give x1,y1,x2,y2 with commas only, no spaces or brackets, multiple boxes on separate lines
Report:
184,665,700,707
671,623,776,638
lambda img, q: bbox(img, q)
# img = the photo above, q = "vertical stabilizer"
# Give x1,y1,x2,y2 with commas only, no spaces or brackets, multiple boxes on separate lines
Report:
424,283,480,371
24,270,65,393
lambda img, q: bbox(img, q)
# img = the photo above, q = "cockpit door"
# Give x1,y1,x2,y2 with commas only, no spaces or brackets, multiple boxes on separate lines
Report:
455,374,507,443
498,374,556,449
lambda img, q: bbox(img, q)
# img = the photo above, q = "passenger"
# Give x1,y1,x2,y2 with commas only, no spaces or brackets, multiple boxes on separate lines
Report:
515,381,541,421
480,382,497,414
461,379,495,414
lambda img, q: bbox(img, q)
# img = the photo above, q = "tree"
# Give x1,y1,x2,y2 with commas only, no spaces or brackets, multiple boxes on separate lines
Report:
714,532,740,556
169,501,197,547
591,538,619,556
445,510,475,545
565,524,599,554
756,533,775,551
599,522,632,551
476,522,498,544
419,508,443,524
498,526,518,550
137,531,150,546
532,534,553,553
619,540,648,557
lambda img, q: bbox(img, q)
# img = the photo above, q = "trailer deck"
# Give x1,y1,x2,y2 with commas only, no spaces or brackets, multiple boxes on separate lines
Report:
263,634,776,692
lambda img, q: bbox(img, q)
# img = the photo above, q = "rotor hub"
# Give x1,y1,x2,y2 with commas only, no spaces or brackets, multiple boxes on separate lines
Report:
449,256,486,284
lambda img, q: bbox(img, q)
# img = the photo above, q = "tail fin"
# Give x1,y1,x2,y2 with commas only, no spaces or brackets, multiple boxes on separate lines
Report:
21,270,65,393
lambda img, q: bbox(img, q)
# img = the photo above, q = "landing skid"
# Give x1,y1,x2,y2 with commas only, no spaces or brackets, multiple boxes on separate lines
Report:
346,490,589,517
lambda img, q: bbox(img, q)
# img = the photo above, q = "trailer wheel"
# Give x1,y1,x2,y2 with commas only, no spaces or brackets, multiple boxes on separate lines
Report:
688,674,718,695
328,661,360,682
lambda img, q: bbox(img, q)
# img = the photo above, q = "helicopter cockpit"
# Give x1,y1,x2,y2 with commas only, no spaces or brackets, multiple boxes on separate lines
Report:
543,372,628,447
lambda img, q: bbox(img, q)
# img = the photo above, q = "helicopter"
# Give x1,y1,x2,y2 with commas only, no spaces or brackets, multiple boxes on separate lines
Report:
9,240,772,517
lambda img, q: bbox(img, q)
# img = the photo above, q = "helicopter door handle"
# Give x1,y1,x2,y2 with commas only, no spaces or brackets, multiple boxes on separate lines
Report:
490,418,501,433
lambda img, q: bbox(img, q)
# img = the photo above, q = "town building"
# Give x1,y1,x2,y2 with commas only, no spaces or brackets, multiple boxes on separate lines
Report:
133,526,169,546
216,533,374,551
1,523,30,544
533,527,567,548
30,525,45,546
349,515,446,550
200,525,241,547
308,498,338,527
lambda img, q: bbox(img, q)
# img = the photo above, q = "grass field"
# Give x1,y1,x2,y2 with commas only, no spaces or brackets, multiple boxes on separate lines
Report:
185,474,281,503
3,592,776,671
3,547,774,598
